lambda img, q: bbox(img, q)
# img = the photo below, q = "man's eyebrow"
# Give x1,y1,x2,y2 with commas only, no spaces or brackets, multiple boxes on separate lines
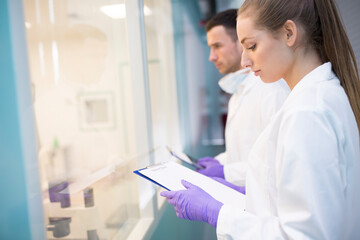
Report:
209,42,221,46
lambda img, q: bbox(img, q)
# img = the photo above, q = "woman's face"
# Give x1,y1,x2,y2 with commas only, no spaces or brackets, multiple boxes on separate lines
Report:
236,15,293,83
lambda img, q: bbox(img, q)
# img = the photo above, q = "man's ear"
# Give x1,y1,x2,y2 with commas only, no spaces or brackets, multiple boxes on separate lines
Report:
282,20,297,47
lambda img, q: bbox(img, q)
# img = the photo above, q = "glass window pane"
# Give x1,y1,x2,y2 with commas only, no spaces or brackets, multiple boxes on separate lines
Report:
143,0,181,158
142,0,183,210
23,0,148,238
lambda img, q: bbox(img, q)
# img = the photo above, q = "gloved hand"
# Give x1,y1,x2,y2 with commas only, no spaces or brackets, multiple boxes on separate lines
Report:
212,177,246,194
197,157,225,179
160,180,223,228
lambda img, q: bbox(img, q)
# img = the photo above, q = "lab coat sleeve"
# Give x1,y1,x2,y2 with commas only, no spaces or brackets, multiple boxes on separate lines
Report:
223,161,248,186
217,204,287,239
217,107,345,239
276,107,345,239
215,151,227,164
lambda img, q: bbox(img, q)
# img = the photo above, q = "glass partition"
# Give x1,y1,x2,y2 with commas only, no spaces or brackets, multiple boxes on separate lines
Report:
143,0,181,161
23,0,153,238
142,0,181,210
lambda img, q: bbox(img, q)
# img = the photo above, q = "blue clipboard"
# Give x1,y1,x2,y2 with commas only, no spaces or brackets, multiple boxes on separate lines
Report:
133,168,171,191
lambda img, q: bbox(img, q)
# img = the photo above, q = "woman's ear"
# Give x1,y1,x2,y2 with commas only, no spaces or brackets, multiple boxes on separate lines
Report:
282,20,297,47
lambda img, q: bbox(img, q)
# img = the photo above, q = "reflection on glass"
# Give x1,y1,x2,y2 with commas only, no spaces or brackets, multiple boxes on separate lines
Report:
85,99,109,124
100,3,152,19
23,0,142,239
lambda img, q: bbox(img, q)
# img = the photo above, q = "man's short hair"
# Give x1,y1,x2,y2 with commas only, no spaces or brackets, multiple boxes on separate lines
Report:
205,9,238,41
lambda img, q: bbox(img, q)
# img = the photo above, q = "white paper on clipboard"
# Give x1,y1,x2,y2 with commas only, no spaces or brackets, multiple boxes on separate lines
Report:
136,161,245,208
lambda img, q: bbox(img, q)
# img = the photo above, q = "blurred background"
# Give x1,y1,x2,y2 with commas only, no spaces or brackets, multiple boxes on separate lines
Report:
1,0,359,239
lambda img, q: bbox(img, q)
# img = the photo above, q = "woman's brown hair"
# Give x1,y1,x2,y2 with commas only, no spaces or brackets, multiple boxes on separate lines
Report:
238,0,360,133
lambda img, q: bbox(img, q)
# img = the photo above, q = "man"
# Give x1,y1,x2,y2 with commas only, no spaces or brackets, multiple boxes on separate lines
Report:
197,9,290,188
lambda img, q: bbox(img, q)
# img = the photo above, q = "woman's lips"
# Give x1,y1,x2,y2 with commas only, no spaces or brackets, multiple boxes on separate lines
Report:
254,70,261,76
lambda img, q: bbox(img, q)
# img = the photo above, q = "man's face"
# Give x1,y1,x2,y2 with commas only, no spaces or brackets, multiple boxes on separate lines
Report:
207,25,242,74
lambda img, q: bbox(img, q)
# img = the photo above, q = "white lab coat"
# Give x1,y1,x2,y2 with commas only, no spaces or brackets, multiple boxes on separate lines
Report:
215,71,290,186
216,62,360,239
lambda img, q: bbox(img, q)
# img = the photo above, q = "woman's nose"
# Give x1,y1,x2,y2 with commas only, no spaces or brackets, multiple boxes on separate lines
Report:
241,51,252,69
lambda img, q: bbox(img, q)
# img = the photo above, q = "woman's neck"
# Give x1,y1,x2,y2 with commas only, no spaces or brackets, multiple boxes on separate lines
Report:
284,47,323,90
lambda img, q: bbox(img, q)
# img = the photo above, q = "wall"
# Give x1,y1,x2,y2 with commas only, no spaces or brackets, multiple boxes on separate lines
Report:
336,0,360,71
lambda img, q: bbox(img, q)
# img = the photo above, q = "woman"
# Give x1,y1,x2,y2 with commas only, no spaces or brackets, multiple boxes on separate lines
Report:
161,0,360,239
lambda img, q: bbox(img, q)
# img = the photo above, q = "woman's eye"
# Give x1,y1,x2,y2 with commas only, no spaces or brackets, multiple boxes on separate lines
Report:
247,44,256,50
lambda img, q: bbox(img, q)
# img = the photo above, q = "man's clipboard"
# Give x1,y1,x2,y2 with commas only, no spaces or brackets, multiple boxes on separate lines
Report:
133,161,245,207
166,146,204,169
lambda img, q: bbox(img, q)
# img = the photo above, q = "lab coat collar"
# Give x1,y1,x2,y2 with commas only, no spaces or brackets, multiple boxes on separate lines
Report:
279,62,336,110
291,62,336,94
218,69,250,94
240,72,260,95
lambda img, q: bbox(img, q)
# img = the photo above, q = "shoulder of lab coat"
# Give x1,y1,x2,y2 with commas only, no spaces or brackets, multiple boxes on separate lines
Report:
214,72,253,164
221,74,290,184
216,62,360,239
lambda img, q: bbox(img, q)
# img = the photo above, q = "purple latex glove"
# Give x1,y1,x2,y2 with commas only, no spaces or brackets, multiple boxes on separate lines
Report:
212,177,246,194
197,157,225,179
160,180,223,228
